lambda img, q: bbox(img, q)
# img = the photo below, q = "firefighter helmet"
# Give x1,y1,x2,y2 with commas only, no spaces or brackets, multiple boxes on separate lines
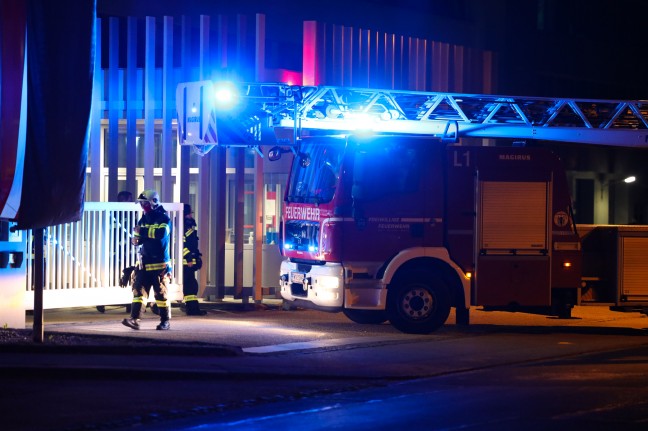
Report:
137,189,160,209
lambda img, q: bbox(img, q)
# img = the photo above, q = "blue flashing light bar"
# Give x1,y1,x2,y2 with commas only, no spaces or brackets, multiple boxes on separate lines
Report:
213,82,239,110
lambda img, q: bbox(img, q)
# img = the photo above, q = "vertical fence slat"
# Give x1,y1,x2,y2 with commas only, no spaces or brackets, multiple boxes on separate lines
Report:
93,211,97,287
26,233,33,292
64,223,69,289
52,226,57,290
86,211,92,287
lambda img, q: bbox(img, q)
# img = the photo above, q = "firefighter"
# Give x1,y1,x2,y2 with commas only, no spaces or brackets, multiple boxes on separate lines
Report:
182,204,206,315
122,189,173,330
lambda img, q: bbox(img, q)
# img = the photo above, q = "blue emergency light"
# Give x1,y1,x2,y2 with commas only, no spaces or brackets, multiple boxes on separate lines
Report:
213,82,238,109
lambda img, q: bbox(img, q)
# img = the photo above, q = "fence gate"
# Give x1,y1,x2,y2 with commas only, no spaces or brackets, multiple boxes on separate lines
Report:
24,202,184,310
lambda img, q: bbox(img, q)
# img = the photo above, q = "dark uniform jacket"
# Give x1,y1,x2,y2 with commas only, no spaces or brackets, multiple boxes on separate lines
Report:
133,205,171,271
183,217,200,267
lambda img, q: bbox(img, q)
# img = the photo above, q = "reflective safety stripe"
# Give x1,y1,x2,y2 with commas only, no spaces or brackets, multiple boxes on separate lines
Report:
156,299,169,308
132,296,144,304
184,227,196,238
183,247,191,256
182,258,196,265
144,262,169,271
144,223,170,239
183,295,198,303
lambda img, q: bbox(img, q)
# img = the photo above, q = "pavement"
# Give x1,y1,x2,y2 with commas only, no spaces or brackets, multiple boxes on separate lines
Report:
2,299,648,431
5,298,281,356
3,298,647,376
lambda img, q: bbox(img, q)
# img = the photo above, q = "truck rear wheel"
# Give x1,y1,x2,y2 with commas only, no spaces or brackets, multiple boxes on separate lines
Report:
343,309,388,324
387,270,451,334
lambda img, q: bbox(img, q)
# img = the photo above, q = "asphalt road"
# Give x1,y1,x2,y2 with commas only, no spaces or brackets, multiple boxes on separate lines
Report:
148,345,648,431
1,301,648,430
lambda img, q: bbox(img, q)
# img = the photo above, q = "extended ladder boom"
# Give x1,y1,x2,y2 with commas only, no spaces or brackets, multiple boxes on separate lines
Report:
177,81,648,149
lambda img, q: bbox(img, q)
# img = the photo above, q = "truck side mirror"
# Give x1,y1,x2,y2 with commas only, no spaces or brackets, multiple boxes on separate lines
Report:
268,146,283,161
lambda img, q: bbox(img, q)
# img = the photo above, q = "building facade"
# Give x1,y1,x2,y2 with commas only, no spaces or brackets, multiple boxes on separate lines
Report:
91,11,498,298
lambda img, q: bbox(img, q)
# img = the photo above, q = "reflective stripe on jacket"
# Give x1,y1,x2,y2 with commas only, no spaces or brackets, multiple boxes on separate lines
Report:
183,217,199,265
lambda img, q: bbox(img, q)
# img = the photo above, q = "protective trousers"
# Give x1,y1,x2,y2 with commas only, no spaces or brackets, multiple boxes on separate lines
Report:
183,265,204,315
130,268,170,323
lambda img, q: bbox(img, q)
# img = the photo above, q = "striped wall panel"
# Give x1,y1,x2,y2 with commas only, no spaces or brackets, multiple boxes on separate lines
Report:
303,20,497,93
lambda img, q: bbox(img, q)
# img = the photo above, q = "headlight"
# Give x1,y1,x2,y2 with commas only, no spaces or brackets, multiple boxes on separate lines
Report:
317,275,339,290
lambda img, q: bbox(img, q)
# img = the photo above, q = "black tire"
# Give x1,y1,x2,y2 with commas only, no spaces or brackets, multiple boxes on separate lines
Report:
387,270,451,334
282,300,297,311
343,308,388,324
96,305,105,313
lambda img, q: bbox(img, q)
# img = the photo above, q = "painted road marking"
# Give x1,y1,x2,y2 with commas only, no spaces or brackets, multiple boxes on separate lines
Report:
242,336,418,354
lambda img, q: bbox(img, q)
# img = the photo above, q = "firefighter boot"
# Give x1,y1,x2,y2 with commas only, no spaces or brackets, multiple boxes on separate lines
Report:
122,302,143,330
156,306,171,330
186,300,207,316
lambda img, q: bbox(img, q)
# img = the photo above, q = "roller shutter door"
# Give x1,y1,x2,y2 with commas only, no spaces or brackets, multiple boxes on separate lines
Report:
621,236,648,298
480,181,548,253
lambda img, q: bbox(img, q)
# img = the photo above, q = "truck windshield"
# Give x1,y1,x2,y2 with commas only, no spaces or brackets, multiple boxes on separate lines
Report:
287,142,343,204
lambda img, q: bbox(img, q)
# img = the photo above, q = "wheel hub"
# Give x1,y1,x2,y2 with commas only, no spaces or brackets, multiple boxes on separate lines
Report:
401,288,433,319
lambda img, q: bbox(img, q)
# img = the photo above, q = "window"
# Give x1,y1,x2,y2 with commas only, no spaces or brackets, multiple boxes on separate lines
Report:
226,174,255,244
102,122,178,169
287,141,343,204
352,141,422,201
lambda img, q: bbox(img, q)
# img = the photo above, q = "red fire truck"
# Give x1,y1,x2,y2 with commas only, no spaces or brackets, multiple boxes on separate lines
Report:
178,82,648,334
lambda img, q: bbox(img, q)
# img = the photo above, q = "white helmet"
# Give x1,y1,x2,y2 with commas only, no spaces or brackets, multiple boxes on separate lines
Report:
137,189,160,209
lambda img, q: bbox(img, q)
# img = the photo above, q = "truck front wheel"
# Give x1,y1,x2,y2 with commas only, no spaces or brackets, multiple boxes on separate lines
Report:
387,271,451,334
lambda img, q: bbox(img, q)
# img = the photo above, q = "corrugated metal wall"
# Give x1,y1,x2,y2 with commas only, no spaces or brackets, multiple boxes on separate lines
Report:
92,13,260,204
92,13,261,297
302,20,496,93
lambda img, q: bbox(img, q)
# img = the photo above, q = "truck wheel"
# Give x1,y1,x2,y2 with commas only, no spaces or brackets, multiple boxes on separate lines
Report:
343,309,388,324
387,271,451,334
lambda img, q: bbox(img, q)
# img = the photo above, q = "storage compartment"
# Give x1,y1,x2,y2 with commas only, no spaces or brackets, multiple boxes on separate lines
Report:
475,180,551,306
579,225,648,306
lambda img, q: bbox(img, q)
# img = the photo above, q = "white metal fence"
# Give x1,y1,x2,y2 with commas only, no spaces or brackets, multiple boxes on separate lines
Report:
24,202,184,310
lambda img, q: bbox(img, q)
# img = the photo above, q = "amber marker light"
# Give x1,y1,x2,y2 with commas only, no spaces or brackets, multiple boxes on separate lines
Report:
563,261,572,268
465,272,472,279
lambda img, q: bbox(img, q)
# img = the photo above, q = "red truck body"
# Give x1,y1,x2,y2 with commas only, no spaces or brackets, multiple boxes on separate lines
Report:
173,81,648,333
278,135,584,333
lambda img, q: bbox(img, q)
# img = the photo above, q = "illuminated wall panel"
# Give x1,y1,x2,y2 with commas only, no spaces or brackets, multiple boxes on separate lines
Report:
303,20,497,93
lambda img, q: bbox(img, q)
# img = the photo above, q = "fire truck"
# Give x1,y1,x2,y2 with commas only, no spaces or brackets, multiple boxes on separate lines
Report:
178,82,648,334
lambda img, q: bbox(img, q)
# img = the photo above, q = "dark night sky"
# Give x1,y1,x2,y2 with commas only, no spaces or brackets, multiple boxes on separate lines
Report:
97,0,648,100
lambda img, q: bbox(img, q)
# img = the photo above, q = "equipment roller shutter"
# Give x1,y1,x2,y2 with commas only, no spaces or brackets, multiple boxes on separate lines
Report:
621,237,648,298
480,181,548,253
